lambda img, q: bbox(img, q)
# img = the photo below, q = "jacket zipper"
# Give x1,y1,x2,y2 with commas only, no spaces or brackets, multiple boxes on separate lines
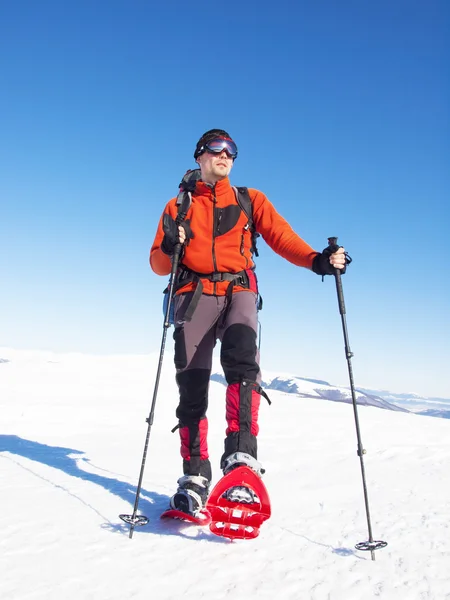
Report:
241,224,250,268
212,189,218,294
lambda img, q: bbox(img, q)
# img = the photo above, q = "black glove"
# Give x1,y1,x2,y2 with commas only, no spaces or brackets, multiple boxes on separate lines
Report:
161,214,194,256
312,245,347,276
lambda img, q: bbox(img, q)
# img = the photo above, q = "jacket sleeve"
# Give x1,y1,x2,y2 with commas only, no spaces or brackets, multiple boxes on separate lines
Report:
250,189,319,269
149,198,178,276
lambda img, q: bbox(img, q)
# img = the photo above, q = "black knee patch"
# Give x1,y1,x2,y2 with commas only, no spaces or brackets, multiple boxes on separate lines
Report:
176,368,210,422
221,324,259,383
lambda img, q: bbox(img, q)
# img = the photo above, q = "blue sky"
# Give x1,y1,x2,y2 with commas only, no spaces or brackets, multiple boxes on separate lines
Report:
1,0,448,397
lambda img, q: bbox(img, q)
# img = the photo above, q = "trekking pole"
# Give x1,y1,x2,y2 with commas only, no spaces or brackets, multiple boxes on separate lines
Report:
327,237,387,560
119,242,183,539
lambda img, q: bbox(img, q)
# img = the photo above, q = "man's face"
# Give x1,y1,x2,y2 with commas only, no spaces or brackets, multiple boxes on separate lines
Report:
197,149,234,183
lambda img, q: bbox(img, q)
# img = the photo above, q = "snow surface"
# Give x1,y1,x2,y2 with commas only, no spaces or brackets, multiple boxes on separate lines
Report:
1,348,450,600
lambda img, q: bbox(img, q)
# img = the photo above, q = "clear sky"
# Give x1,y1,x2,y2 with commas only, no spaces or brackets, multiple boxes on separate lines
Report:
1,0,449,398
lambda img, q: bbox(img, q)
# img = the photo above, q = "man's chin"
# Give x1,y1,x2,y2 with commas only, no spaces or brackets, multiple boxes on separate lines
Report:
214,168,230,178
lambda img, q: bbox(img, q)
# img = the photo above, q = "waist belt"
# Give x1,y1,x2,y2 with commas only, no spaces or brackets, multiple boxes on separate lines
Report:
175,268,251,322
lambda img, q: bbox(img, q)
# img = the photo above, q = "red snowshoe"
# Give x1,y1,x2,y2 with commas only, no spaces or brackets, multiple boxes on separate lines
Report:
206,466,271,540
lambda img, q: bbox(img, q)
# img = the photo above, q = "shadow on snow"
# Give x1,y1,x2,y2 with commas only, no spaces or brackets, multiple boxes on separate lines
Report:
0,434,225,542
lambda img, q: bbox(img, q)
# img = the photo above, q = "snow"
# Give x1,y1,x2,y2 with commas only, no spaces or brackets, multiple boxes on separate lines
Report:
1,348,450,600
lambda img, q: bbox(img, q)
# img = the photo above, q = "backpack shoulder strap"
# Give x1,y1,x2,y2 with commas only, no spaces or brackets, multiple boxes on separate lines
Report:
232,186,260,257
176,169,201,221
175,189,192,222
233,186,253,226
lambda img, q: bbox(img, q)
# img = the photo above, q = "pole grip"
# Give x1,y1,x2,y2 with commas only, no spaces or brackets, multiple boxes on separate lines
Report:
327,236,340,252
328,236,346,315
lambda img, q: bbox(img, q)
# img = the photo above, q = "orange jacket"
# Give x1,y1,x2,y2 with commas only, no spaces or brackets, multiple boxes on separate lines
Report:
150,177,319,295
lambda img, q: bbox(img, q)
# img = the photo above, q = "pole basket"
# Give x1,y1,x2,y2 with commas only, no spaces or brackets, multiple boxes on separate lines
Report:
355,540,388,552
119,514,149,527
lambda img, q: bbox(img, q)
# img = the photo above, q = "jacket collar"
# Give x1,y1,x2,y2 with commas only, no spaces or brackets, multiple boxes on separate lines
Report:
196,177,232,198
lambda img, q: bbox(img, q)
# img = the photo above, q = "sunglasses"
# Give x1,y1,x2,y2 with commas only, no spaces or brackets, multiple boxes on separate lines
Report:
198,138,238,159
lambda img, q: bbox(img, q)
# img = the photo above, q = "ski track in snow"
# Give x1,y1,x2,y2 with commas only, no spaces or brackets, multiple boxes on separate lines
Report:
1,349,450,600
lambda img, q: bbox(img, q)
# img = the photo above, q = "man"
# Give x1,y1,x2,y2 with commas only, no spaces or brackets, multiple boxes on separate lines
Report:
150,129,346,516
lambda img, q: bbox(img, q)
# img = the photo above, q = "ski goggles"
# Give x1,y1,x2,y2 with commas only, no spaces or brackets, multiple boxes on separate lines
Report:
197,137,238,159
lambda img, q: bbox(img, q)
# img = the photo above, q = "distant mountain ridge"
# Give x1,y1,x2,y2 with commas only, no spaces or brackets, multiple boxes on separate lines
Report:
355,386,450,419
210,371,450,419
210,372,409,413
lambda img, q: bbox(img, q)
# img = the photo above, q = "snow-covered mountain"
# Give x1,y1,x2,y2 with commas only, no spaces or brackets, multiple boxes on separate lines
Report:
211,369,450,419
355,386,450,419
211,371,409,412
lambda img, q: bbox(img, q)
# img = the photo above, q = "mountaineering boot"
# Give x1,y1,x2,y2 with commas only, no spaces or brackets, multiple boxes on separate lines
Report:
221,452,265,504
169,475,210,515
222,451,265,477
225,486,259,504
